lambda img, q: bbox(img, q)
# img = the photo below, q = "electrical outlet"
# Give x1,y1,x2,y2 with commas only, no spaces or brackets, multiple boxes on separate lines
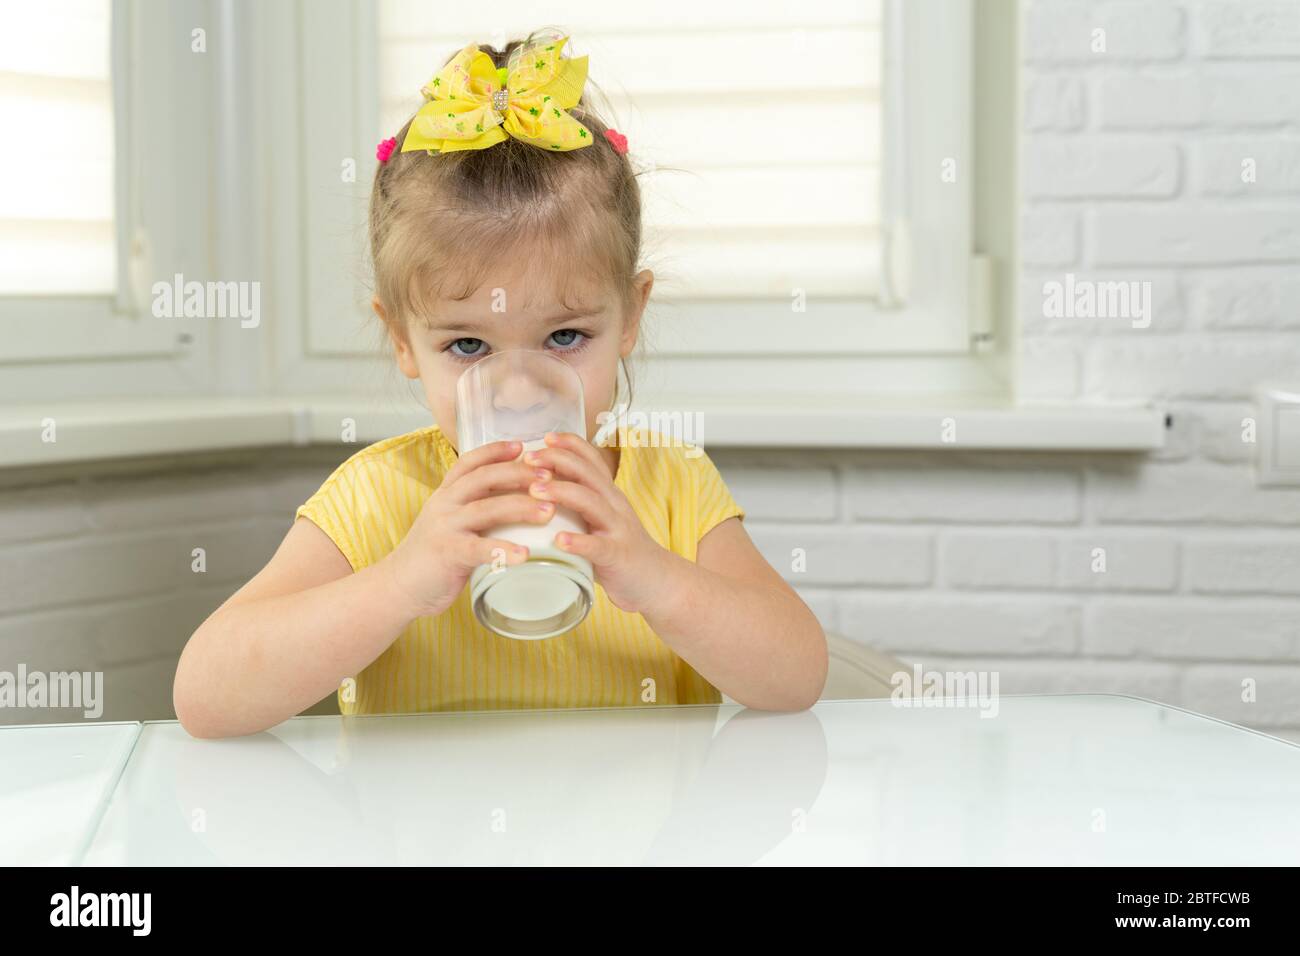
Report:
1255,384,1300,487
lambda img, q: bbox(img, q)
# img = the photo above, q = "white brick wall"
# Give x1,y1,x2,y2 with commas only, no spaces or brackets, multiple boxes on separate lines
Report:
715,443,1300,746
0,453,335,724
1,1,1297,747
818,0,1299,746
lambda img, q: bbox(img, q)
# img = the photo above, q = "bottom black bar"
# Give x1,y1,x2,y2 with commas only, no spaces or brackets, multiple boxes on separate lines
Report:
0,865,1288,942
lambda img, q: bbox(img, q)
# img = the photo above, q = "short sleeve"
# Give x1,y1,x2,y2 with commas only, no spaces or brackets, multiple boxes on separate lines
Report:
688,446,745,550
295,460,365,572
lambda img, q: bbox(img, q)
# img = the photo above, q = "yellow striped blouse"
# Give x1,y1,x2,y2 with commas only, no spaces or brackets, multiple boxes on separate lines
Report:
295,424,745,715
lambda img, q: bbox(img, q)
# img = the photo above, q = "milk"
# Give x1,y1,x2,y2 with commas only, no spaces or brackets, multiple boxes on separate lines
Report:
485,438,589,560
469,438,595,638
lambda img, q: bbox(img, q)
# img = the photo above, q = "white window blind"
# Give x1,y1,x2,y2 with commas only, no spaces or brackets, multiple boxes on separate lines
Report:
377,0,882,300
0,0,115,296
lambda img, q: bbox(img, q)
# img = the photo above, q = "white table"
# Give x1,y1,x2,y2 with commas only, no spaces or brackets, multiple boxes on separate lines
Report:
0,721,141,865
73,694,1300,865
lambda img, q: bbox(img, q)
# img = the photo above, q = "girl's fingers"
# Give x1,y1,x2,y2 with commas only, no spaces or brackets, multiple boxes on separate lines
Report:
523,445,620,506
441,440,523,490
554,531,613,565
545,432,621,492
528,478,615,532
452,492,556,532
445,458,548,505
543,431,608,472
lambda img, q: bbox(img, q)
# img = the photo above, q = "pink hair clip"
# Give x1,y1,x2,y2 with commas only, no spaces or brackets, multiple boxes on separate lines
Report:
376,136,397,163
604,128,628,155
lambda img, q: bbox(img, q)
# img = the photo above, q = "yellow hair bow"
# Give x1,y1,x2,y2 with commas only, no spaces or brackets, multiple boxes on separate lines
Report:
401,35,592,153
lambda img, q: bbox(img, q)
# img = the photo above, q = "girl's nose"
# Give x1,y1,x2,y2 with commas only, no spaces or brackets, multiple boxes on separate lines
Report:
492,371,549,413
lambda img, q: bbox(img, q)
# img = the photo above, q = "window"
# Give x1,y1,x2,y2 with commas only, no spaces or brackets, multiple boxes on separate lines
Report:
378,2,884,302
0,0,198,373
0,1,1160,453
0,0,116,295
372,0,978,358
281,0,1009,400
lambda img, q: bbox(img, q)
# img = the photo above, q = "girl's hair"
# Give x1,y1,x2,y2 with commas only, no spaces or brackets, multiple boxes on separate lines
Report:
368,31,642,407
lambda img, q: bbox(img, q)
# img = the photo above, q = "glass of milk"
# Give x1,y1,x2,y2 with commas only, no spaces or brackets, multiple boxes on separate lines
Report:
456,349,595,640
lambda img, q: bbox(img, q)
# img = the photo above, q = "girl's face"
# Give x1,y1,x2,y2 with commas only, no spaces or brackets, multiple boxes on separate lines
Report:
382,263,652,455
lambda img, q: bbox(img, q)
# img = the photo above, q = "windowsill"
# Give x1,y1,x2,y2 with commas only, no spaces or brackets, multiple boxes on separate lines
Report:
0,395,1166,469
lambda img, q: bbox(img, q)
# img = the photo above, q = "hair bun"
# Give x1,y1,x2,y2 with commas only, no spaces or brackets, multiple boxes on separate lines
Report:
505,26,569,74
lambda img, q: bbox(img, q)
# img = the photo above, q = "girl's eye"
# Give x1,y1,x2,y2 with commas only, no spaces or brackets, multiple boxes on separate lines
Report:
447,338,486,360
548,329,586,351
444,331,588,362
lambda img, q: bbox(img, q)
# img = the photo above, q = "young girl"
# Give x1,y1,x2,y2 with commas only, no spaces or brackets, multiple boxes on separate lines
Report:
173,31,827,738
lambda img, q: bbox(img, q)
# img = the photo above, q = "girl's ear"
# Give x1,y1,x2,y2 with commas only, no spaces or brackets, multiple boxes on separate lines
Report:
621,270,654,356
375,296,420,379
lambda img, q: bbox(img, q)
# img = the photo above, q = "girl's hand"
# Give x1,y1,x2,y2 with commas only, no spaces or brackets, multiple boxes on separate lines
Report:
523,431,676,616
377,439,558,619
